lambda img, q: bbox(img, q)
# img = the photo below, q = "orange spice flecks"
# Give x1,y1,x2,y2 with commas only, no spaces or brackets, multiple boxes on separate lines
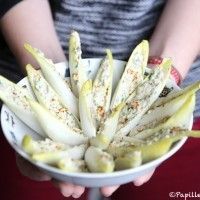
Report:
97,106,105,118
171,127,182,132
130,100,140,109
127,68,134,75
59,107,68,113
133,73,139,81
72,72,78,81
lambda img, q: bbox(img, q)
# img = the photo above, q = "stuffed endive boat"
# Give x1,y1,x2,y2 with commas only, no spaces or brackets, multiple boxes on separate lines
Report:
151,81,200,108
79,80,96,138
109,129,200,164
129,82,199,136
85,146,114,173
58,158,87,172
134,94,195,140
0,76,45,136
24,43,78,117
110,40,149,109
26,64,80,130
22,135,87,165
116,59,172,137
69,30,88,97
28,100,88,145
90,103,124,149
114,151,142,170
92,49,113,125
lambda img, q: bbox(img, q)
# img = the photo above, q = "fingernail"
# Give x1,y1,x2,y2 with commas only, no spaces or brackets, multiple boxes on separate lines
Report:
72,194,80,199
134,181,144,186
61,192,71,197
42,175,51,181
61,189,72,197
103,192,112,197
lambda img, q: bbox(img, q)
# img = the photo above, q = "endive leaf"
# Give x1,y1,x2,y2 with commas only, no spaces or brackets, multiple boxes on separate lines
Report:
85,146,114,173
79,80,96,138
32,143,87,165
93,49,113,124
90,103,124,149
28,100,88,145
66,144,88,159
24,43,78,117
115,151,142,170
26,64,80,129
22,135,87,162
108,129,200,161
22,134,67,154
110,135,145,148
130,83,199,136
134,94,195,140
0,76,45,136
58,158,87,172
152,81,200,108
132,129,200,163
69,30,88,97
116,59,172,137
32,151,70,164
110,40,149,109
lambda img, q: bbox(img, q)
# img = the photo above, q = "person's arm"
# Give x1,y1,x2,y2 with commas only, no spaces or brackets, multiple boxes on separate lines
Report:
0,0,85,198
0,1,126,198
150,0,200,80
0,0,66,72
102,0,200,196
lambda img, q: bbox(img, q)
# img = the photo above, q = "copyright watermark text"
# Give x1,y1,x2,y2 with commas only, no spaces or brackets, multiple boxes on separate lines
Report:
169,192,200,200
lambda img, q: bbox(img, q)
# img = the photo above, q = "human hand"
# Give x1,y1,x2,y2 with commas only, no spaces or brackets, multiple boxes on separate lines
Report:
16,154,85,198
51,170,155,198
16,154,154,198
100,169,155,197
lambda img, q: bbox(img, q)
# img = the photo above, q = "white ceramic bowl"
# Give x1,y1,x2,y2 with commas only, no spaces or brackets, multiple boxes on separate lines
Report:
0,59,189,187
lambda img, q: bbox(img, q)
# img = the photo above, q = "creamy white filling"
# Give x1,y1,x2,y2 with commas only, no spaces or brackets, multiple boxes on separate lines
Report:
36,138,68,152
1,83,32,112
144,128,184,145
93,59,111,121
33,76,81,132
118,68,164,129
112,52,144,107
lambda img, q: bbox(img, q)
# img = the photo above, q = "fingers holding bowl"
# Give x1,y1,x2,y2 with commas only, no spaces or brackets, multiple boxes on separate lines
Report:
133,169,155,186
52,179,85,198
100,169,155,197
16,153,85,198
15,153,51,181
100,185,120,197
